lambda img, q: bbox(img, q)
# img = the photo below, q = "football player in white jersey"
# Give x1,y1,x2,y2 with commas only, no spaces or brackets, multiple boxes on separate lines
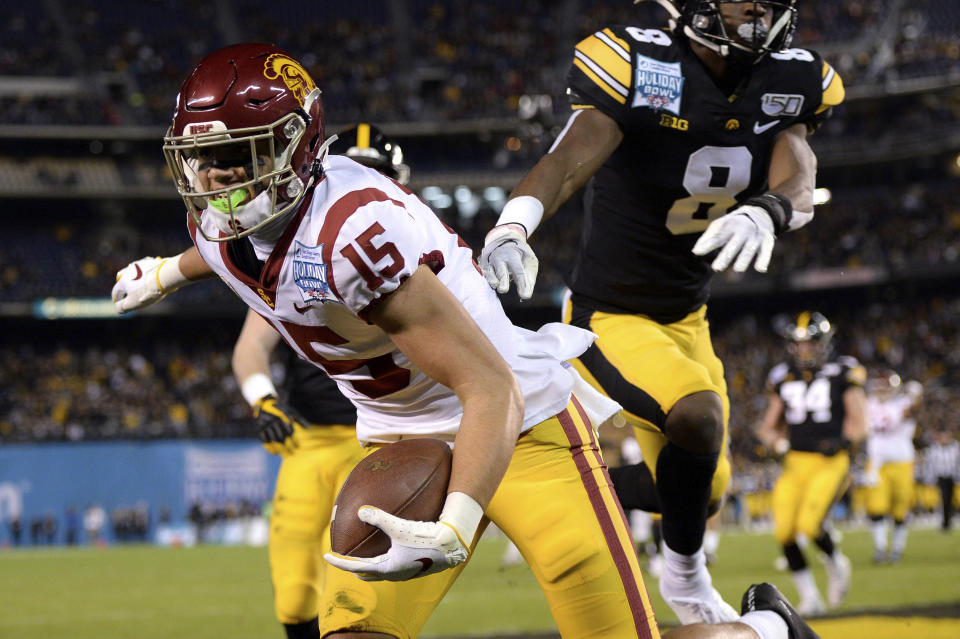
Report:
864,371,922,563
113,42,827,639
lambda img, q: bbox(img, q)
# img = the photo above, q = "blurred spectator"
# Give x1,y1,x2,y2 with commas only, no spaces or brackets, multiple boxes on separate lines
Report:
30,516,42,546
924,428,960,531
65,506,81,545
8,515,22,546
83,503,106,545
42,511,58,545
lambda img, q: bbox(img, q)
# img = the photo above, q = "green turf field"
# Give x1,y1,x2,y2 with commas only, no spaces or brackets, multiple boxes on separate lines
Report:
0,528,957,638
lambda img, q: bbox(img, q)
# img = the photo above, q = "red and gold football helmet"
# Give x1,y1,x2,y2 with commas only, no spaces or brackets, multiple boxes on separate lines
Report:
163,43,327,241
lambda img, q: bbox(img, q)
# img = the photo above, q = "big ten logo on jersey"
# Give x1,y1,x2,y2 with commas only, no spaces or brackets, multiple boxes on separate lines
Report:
292,240,336,305
761,93,805,117
659,113,689,131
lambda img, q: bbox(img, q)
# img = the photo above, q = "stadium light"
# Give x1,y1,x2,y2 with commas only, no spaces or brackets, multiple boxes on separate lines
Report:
812,187,832,206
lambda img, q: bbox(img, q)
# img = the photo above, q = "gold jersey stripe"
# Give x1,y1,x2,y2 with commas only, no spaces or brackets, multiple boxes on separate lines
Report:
573,58,628,104
817,62,845,113
571,104,597,110
575,34,631,87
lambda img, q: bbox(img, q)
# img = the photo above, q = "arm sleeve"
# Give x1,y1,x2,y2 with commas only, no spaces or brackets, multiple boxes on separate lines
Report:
766,363,789,393
841,358,868,391
799,53,845,134
566,26,634,119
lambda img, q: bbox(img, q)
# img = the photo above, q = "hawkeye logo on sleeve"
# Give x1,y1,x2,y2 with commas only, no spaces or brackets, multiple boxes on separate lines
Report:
633,54,684,115
292,241,338,305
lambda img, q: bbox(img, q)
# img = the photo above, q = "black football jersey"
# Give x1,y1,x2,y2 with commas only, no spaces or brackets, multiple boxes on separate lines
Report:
766,356,866,455
283,346,358,426
565,25,844,322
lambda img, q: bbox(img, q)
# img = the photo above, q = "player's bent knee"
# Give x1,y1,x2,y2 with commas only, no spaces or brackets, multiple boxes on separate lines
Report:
663,391,724,453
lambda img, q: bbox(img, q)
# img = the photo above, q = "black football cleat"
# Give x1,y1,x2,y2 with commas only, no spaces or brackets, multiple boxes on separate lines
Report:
741,582,821,639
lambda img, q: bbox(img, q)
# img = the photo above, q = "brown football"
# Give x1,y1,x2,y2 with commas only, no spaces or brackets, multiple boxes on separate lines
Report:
330,437,452,558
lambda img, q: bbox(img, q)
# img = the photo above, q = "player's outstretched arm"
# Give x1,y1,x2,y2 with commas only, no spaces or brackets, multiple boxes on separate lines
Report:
480,108,622,299
111,246,214,313
768,123,817,227
693,123,816,273
232,310,305,455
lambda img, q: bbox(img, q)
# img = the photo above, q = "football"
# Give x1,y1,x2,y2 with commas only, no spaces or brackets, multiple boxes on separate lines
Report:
330,437,452,558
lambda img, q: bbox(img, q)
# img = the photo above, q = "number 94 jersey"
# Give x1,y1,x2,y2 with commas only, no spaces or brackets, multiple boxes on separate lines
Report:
766,356,866,455
565,25,844,323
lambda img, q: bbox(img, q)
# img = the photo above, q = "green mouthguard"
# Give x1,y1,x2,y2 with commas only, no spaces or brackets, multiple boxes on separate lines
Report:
210,189,248,212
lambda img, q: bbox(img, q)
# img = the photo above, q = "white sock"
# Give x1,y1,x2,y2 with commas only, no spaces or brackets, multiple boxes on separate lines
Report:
740,610,789,639
662,544,707,576
871,519,888,553
892,522,909,554
661,543,710,593
791,568,821,602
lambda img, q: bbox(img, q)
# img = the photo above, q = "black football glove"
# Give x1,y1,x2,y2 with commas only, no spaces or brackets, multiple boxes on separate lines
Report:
252,395,307,455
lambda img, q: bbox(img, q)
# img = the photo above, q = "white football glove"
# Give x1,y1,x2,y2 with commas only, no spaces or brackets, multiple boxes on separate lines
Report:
479,224,539,300
325,492,482,582
692,205,776,273
112,255,188,314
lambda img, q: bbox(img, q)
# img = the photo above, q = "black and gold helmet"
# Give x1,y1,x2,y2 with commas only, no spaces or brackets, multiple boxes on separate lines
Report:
645,0,798,64
774,311,835,368
330,123,410,185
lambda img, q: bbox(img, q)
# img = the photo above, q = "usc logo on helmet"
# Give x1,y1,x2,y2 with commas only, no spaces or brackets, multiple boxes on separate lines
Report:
263,53,316,107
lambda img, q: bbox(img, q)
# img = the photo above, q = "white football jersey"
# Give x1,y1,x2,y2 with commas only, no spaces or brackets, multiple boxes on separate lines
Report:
866,394,916,464
193,156,596,443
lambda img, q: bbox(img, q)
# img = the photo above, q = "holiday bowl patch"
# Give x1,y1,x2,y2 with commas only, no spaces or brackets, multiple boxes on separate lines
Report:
292,241,336,304
632,54,684,115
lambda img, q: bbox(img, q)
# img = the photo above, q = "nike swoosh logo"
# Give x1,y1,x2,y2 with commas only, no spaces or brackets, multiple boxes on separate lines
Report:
132,264,143,280
293,303,312,314
753,120,780,134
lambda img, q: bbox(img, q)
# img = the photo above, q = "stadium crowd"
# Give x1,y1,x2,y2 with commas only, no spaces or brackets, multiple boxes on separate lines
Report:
3,178,959,304
1,0,958,125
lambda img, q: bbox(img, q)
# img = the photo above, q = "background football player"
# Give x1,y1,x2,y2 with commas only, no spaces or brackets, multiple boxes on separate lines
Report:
478,0,843,624
755,312,867,615
115,41,827,639
863,370,923,564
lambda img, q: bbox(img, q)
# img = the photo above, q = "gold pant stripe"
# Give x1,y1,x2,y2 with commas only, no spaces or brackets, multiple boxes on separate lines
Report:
560,397,660,639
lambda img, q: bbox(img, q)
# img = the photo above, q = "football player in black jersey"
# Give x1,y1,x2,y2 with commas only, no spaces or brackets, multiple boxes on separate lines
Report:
480,0,843,625
755,312,867,616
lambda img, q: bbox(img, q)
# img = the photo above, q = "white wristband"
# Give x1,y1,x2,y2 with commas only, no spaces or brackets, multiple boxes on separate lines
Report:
156,253,191,294
439,491,484,547
494,196,545,238
241,373,278,406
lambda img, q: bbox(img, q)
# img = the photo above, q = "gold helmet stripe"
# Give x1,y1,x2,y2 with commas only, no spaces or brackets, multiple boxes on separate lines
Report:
356,123,371,149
